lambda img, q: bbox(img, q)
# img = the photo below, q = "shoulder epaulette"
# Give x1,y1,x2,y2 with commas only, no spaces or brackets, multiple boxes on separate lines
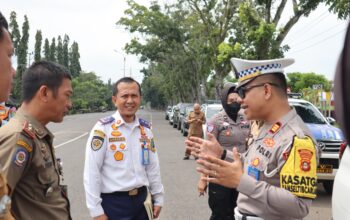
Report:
22,121,36,139
139,118,151,129
99,116,115,125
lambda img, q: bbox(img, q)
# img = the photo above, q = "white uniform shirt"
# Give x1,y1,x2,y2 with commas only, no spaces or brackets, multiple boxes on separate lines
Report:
84,111,164,217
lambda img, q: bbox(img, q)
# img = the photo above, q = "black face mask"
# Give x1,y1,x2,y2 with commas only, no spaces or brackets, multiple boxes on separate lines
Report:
226,102,241,122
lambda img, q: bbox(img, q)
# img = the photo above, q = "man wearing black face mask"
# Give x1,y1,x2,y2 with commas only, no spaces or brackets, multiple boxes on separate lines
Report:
197,82,250,220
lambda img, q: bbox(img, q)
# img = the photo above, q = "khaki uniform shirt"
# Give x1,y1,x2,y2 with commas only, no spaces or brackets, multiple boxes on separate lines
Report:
207,110,250,153
188,111,205,137
0,108,71,220
237,108,317,220
0,171,14,220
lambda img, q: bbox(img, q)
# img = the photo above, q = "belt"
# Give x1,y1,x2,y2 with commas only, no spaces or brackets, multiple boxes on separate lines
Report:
102,186,147,197
234,207,263,220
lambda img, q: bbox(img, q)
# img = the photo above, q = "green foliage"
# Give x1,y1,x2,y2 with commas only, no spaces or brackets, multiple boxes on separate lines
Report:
71,72,112,113
63,35,70,68
9,12,21,54
287,72,332,92
43,38,50,60
325,0,350,19
49,37,56,62
56,35,64,65
13,15,30,100
69,42,81,77
34,30,42,62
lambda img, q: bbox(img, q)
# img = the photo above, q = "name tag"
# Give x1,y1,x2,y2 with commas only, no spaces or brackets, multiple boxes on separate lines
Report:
142,147,150,165
248,165,260,180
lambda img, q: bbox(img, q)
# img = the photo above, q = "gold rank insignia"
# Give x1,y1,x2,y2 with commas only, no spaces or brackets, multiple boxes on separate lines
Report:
94,130,106,138
114,151,123,161
16,139,33,153
269,122,282,134
109,137,126,142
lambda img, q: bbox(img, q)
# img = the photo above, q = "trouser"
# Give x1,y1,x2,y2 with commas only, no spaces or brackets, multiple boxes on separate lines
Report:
208,183,238,220
101,186,148,220
234,207,263,220
186,133,203,156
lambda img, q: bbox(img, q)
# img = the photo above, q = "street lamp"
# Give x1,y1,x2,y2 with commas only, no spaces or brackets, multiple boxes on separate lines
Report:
113,49,126,77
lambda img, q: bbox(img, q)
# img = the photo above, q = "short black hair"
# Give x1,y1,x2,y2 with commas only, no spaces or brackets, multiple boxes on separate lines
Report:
0,11,9,41
113,77,141,96
22,61,72,102
255,73,288,98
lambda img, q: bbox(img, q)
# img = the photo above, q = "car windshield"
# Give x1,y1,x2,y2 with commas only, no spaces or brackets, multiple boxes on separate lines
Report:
185,107,194,115
206,106,222,120
290,102,326,124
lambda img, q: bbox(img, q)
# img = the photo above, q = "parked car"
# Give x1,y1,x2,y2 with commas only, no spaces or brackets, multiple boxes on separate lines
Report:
173,103,192,129
165,106,172,120
181,106,194,136
169,106,177,125
202,104,223,139
289,98,346,194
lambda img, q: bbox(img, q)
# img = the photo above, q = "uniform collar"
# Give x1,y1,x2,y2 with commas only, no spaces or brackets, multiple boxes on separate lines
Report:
16,107,53,141
258,107,298,139
112,110,140,129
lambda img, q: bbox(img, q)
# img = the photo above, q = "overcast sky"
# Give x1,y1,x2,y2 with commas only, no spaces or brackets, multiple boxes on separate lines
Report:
2,0,348,83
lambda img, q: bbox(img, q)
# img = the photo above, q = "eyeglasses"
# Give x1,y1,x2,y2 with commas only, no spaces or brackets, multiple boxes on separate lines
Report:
237,82,280,99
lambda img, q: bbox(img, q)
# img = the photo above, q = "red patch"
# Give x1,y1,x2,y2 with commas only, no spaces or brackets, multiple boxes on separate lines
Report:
263,138,275,148
269,122,282,134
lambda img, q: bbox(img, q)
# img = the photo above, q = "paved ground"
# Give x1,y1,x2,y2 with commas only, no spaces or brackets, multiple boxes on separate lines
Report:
48,110,332,220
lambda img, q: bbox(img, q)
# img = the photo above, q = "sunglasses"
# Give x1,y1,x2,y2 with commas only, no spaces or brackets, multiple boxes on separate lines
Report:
237,82,280,99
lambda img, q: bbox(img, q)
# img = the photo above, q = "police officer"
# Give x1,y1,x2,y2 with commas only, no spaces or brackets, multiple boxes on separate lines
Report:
198,82,250,220
0,11,16,220
84,77,164,220
186,57,318,220
0,61,72,220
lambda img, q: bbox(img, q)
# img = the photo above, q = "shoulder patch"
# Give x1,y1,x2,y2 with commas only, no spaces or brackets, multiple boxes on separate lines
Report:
99,116,115,125
91,136,104,151
16,139,33,153
22,121,36,139
13,149,28,167
139,118,151,129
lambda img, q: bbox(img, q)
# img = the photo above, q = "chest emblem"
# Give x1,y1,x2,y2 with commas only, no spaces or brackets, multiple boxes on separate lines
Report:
263,138,275,148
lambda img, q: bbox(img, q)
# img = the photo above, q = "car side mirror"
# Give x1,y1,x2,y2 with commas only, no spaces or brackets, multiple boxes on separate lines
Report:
327,117,336,125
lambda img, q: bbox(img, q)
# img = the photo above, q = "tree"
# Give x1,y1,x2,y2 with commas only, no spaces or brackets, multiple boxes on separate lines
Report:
63,34,70,68
9,11,21,54
69,41,82,77
34,30,42,62
43,38,50,60
49,37,56,62
56,35,64,65
287,72,332,92
13,15,30,100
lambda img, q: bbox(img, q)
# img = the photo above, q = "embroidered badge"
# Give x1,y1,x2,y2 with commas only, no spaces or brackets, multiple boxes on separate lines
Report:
140,126,147,136
111,123,118,130
99,116,115,125
16,140,33,153
252,158,260,167
91,136,104,151
14,149,27,167
207,123,214,133
111,130,122,137
269,122,282,134
119,143,126,150
94,130,105,138
114,151,124,161
110,144,116,151
116,120,122,125
109,137,126,142
263,138,275,148
22,121,35,139
139,118,151,129
298,149,313,172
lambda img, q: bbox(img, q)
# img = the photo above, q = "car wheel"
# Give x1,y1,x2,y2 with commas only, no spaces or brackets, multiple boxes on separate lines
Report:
323,180,334,195
183,131,187,136
177,121,181,130
173,122,177,128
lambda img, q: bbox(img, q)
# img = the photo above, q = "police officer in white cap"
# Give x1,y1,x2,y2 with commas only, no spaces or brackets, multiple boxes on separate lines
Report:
186,57,318,220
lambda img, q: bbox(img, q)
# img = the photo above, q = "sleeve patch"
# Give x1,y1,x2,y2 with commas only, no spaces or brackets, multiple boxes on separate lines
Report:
16,140,33,153
13,149,28,167
91,136,104,151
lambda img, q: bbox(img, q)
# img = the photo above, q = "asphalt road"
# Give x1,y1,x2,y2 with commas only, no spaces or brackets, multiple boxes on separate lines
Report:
48,110,332,220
